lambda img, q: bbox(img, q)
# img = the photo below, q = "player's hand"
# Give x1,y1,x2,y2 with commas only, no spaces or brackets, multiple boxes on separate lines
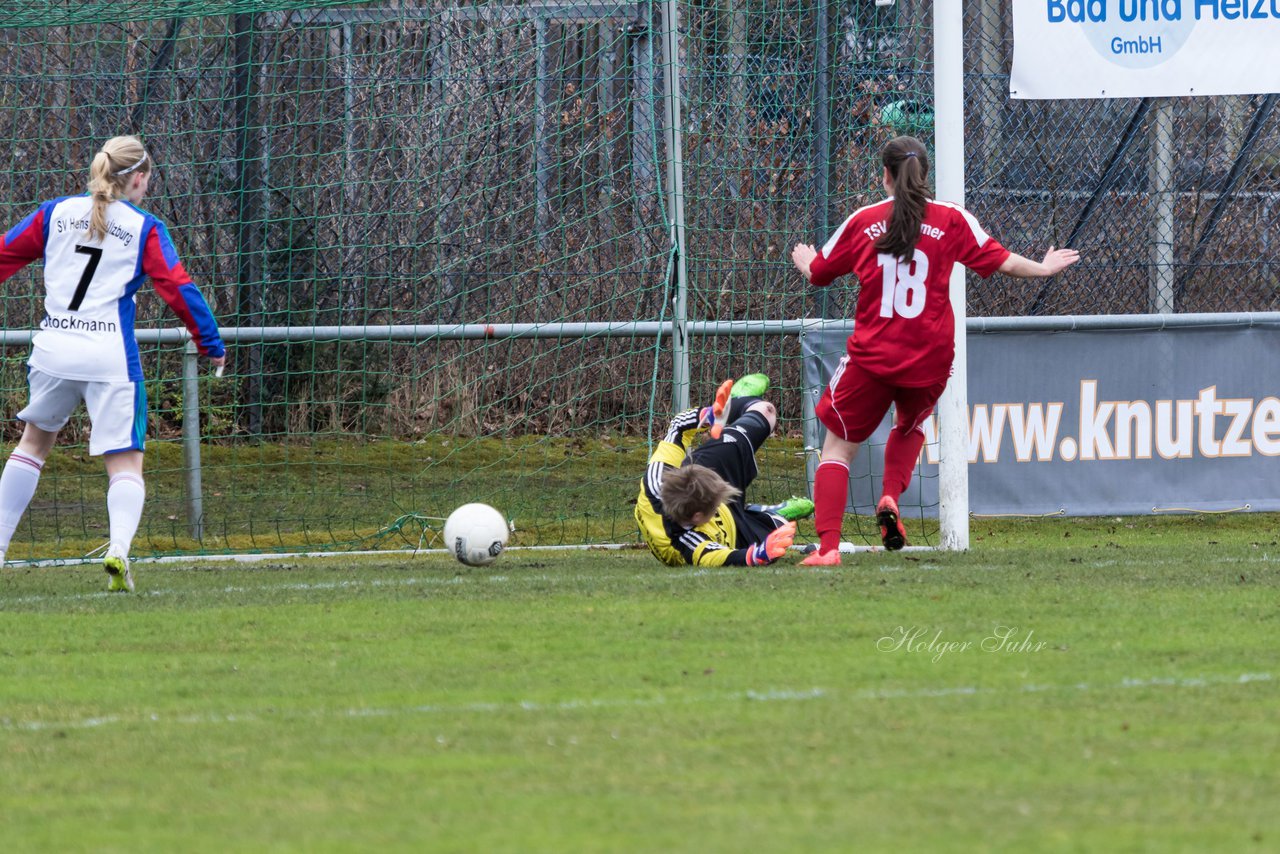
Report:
746,521,797,566
664,407,707,447
209,354,227,369
705,378,734,440
791,243,817,281
1041,246,1081,276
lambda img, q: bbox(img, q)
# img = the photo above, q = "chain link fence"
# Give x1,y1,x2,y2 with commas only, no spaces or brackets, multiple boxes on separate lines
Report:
679,0,1280,327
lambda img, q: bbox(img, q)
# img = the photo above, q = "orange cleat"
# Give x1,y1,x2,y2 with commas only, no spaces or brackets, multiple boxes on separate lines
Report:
800,548,842,567
707,378,734,439
876,496,907,551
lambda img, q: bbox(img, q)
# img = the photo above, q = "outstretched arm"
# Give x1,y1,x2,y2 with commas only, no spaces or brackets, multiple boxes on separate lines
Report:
998,246,1080,278
0,206,48,284
684,526,795,568
791,243,818,283
143,223,226,366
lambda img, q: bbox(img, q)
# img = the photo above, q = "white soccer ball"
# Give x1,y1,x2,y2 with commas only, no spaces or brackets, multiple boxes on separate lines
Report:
443,503,509,566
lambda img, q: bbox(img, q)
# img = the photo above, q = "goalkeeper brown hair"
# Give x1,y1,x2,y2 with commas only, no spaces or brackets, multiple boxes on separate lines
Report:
661,464,741,526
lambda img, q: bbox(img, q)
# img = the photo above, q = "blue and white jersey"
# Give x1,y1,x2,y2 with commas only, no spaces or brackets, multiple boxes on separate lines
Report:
0,194,224,382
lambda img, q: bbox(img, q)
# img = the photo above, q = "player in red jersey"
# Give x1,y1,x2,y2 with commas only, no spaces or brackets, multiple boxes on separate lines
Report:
790,135,1079,564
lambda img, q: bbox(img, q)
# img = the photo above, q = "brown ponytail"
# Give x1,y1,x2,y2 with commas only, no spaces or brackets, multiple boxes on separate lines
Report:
875,135,931,264
86,135,150,242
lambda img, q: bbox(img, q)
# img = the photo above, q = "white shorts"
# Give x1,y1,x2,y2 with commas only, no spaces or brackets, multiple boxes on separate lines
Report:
17,368,147,456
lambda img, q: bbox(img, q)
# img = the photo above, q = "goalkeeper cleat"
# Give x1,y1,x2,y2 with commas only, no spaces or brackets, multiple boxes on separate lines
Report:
707,378,734,440
729,373,770,399
104,546,134,593
761,496,814,521
800,547,842,567
876,496,908,551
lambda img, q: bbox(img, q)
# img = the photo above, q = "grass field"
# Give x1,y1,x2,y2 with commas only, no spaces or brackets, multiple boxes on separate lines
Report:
2,515,1278,853
6,433,810,559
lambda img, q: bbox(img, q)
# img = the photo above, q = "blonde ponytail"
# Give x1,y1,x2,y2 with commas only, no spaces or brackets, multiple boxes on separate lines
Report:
86,136,150,243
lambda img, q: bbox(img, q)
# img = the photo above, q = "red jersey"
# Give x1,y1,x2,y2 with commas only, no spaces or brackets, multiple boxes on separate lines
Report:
809,198,1010,386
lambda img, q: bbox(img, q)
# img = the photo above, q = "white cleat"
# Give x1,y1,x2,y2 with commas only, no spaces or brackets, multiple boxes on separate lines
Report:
104,546,134,593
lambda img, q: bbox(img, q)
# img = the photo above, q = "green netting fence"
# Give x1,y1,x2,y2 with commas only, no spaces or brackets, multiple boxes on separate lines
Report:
1,1,1277,559
1,0,691,558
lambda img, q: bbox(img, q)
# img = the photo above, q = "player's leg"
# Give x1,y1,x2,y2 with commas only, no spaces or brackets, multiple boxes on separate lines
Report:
733,399,777,445
690,399,776,494
690,378,792,548
707,373,771,439
0,370,80,564
804,357,895,565
86,381,147,592
737,382,811,521
877,378,948,551
0,424,59,564
687,399,777,552
748,495,815,523
715,391,813,538
102,450,143,592
804,430,859,565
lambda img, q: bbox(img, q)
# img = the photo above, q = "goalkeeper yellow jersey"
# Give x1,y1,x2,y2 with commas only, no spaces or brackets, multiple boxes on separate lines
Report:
635,438,747,567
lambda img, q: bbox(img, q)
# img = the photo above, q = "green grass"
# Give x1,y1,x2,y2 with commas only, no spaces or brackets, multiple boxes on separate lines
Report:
9,431,839,560
9,434,813,559
2,517,1278,852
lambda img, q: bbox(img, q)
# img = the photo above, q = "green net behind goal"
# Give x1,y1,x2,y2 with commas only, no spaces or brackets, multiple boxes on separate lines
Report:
679,0,938,545
0,1,665,558
0,1,935,559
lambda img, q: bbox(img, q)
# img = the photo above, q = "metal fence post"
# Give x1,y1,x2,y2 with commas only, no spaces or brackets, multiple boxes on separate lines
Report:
661,0,690,410
1150,98,1176,314
812,0,833,322
182,339,205,542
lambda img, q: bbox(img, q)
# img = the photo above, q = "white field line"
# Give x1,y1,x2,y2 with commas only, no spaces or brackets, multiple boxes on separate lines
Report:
5,544,638,570
1,674,1270,734
0,566,842,606
2,539,923,570
4,549,1279,607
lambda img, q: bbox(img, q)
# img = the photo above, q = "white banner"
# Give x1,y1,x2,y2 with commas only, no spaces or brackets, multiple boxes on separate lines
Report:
1010,0,1280,99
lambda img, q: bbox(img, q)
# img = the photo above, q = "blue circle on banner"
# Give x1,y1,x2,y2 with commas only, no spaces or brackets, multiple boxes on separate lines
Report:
1081,8,1196,69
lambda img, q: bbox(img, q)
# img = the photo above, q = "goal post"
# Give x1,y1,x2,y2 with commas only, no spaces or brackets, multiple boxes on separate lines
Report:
934,0,970,550
797,0,970,553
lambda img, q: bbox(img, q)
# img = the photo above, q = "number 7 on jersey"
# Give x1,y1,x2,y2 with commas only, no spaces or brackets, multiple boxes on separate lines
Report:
70,243,103,311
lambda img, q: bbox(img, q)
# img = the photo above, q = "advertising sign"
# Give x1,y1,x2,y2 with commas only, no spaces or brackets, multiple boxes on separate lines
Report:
1010,0,1280,99
802,323,1280,516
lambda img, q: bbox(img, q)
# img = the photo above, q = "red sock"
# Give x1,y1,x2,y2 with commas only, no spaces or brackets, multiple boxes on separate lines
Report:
812,460,850,555
882,426,927,503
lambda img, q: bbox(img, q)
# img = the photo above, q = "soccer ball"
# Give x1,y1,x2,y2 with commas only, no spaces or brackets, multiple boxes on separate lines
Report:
443,503,509,566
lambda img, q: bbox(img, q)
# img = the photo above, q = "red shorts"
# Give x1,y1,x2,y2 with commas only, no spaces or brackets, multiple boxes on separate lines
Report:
816,355,949,443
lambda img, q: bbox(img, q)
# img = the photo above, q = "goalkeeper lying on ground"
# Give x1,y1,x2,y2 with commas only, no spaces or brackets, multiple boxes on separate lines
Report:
635,374,814,567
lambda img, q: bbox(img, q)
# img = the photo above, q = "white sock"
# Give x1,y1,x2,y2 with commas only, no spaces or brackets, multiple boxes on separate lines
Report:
0,451,44,552
107,473,146,556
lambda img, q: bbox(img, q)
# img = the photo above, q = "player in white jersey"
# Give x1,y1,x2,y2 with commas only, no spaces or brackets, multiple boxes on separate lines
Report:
0,135,226,591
